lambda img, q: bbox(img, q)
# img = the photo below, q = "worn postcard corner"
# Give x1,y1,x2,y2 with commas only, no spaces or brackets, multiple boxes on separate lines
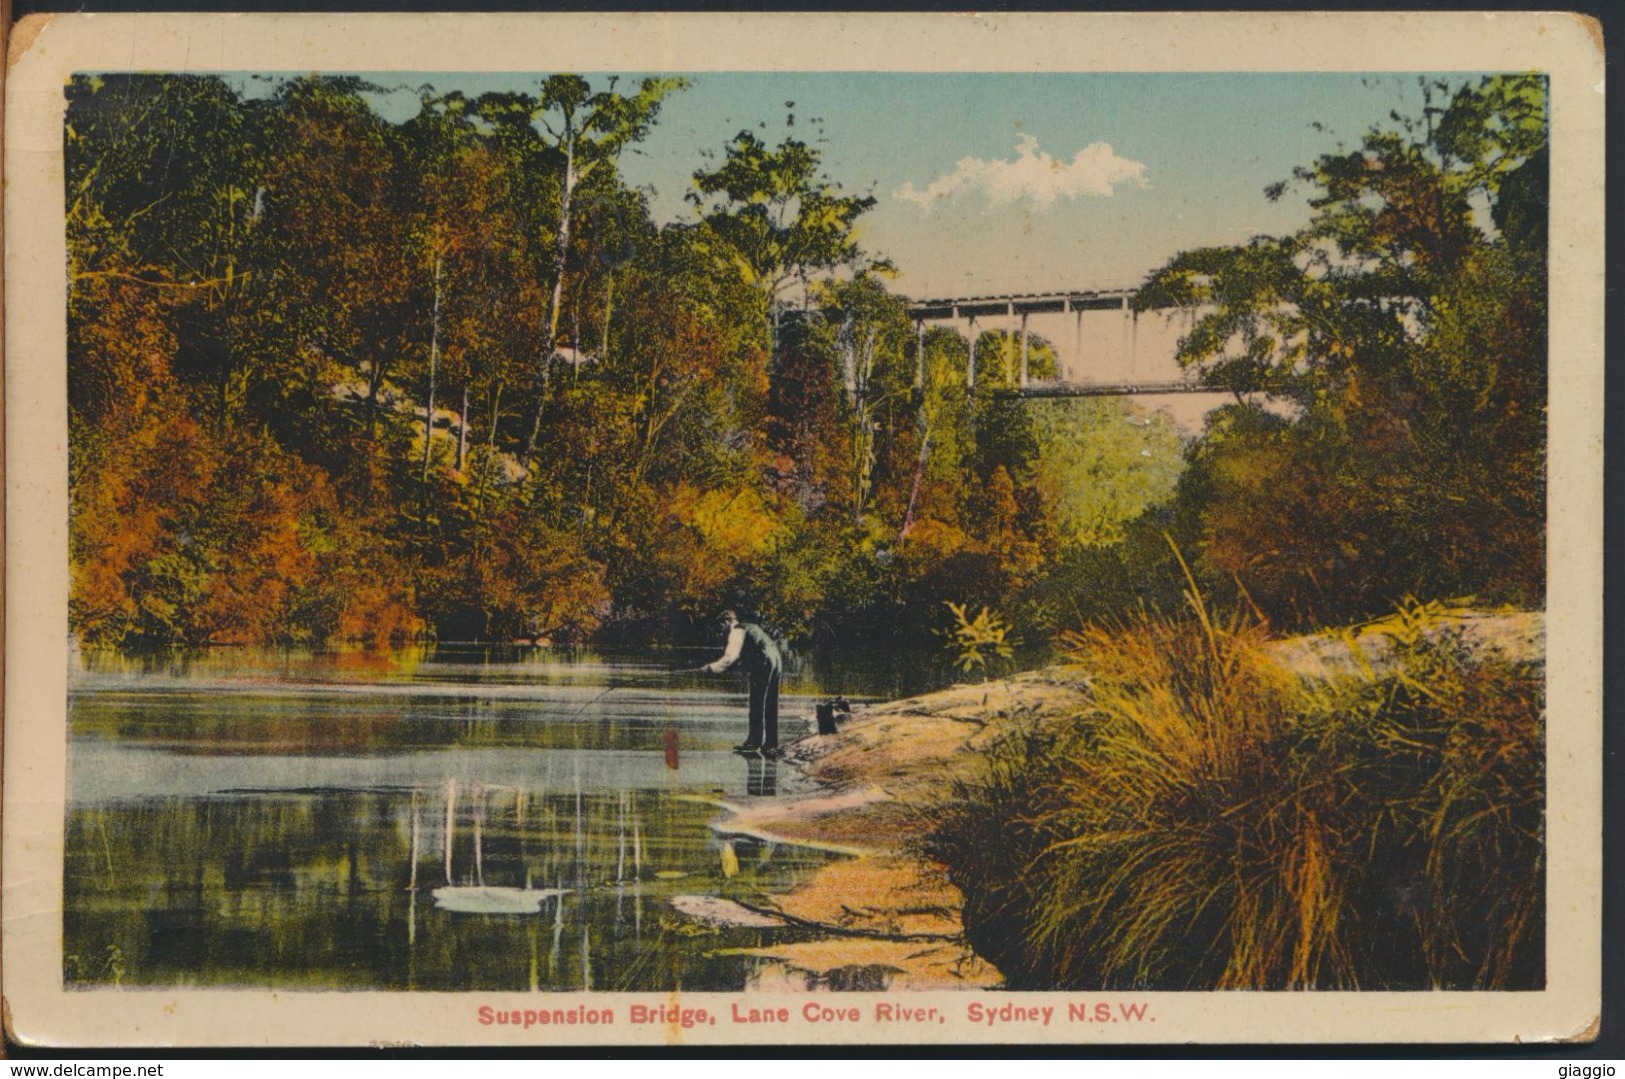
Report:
1557,1014,1603,1045
6,13,53,73
2,10,1605,1049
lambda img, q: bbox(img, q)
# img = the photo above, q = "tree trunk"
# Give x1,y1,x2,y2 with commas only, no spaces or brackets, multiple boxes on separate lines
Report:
600,272,616,366
850,327,877,519
902,338,932,540
422,254,443,485
456,381,470,473
475,378,503,516
968,319,978,390
578,460,593,535
487,379,504,450
524,128,577,465
571,303,582,384
901,429,931,541
366,359,388,440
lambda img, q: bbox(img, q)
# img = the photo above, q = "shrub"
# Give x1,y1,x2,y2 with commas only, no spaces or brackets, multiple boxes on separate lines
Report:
942,601,1019,680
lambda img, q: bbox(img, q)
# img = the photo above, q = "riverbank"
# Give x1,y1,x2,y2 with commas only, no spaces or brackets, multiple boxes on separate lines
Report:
709,669,1094,989
706,607,1543,991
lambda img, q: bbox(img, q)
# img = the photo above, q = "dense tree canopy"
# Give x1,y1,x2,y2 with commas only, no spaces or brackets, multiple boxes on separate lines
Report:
67,72,1545,658
1134,75,1547,628
66,73,1163,660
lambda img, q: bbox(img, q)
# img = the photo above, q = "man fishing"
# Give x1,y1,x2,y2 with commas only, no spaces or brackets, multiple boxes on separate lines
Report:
701,610,782,753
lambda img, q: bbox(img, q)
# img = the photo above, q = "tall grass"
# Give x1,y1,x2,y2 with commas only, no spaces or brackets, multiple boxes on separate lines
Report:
927,595,1544,990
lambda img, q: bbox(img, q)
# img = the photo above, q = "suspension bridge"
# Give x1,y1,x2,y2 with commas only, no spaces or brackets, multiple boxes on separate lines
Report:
904,287,1211,398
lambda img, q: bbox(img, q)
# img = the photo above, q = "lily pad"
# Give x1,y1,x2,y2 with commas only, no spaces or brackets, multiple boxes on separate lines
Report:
431,886,566,915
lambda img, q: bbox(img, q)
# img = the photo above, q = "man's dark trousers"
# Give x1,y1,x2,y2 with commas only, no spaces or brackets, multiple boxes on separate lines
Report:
733,621,783,750
745,661,780,749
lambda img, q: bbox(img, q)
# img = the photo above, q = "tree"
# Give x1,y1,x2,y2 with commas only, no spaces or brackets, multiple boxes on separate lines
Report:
476,76,687,464
1136,75,1548,627
65,74,289,426
1137,75,1545,396
69,69,1163,654
899,328,974,540
687,128,881,350
799,275,917,521
259,76,412,445
394,92,516,487
1029,399,1183,549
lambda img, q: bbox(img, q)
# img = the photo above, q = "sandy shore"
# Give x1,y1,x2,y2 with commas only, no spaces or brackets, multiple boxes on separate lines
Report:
705,668,1098,990
702,607,1542,992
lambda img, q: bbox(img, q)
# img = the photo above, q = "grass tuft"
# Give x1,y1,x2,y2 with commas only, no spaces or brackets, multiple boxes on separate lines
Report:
926,596,1543,990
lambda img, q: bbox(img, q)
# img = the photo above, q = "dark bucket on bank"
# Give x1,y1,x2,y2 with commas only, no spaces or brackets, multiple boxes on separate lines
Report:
814,696,853,736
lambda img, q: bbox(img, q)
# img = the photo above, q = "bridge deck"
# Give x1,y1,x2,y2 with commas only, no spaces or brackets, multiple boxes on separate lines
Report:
906,288,1148,320
1001,379,1218,399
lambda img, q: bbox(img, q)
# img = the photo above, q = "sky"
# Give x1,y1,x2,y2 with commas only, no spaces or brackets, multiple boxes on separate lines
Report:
301,70,1480,300
611,71,1441,298
220,69,1482,299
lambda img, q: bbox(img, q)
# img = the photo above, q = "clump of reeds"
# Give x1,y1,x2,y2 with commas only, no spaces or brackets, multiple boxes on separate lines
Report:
927,582,1544,990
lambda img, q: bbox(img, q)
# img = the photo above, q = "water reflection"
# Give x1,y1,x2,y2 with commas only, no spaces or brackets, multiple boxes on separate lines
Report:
64,645,869,991
745,754,778,797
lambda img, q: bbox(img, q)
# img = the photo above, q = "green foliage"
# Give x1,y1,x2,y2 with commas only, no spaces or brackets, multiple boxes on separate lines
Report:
941,602,1019,679
65,943,126,987
688,129,879,304
421,511,610,642
473,75,688,462
1029,399,1183,548
1132,75,1547,630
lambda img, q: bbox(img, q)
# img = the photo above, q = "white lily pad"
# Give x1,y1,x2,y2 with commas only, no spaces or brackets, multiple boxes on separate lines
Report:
431,886,566,915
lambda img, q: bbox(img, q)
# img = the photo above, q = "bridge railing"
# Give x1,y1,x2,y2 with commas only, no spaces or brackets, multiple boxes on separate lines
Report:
905,288,1142,322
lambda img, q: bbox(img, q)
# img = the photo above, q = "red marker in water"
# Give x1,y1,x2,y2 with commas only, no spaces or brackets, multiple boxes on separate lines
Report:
664,726,679,770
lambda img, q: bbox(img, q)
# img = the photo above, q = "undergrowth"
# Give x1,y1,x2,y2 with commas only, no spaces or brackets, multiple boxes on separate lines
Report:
925,592,1544,990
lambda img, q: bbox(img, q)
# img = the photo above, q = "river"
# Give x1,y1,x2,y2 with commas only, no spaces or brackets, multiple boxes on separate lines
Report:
64,644,910,992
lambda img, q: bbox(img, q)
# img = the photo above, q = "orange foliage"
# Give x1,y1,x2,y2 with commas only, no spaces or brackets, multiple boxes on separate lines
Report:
334,582,428,645
71,388,351,645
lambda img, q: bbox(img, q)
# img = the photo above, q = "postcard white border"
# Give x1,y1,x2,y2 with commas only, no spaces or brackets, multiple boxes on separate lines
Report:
4,11,1605,1047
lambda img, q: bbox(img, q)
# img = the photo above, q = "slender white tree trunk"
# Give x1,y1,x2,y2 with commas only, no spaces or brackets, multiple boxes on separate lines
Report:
525,131,576,464
422,254,443,484
455,381,469,473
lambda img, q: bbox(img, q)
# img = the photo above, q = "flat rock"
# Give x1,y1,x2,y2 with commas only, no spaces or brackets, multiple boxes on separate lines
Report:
670,894,786,928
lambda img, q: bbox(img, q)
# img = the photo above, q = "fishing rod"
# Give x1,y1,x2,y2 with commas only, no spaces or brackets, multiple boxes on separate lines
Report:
558,663,714,721
561,683,623,721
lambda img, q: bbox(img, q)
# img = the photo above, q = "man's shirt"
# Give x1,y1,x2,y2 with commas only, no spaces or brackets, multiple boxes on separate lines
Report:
705,626,746,672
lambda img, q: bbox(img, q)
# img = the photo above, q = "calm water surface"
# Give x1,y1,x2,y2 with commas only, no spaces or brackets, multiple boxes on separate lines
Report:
65,645,901,991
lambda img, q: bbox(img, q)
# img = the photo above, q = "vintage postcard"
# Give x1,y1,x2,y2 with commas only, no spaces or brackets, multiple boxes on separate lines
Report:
2,11,1604,1048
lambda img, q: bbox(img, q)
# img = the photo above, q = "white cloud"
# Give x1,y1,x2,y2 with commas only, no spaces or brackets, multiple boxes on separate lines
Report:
895,134,1148,213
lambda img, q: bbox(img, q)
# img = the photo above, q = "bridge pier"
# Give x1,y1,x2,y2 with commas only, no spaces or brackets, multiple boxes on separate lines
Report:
915,319,925,390
1120,294,1131,379
1074,308,1084,380
995,303,1018,386
1019,311,1030,387
1128,299,1139,376
967,315,978,390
